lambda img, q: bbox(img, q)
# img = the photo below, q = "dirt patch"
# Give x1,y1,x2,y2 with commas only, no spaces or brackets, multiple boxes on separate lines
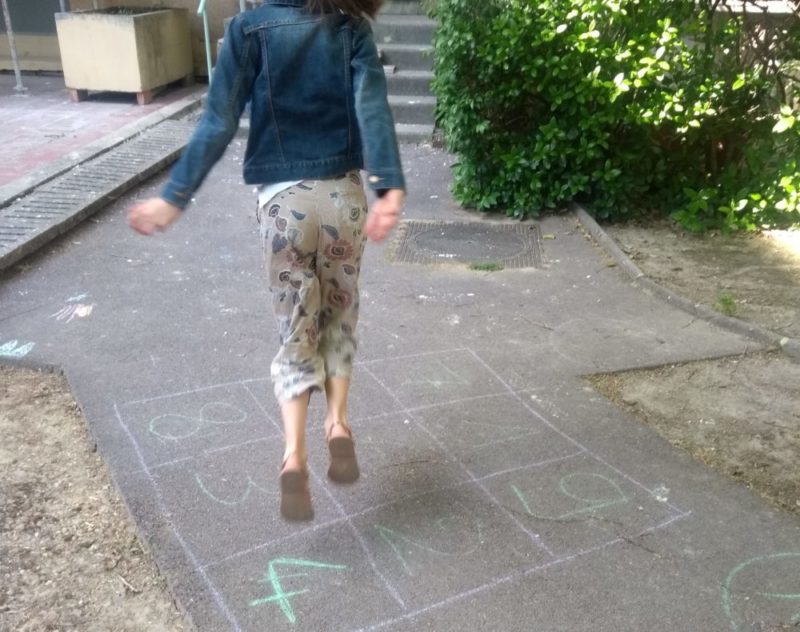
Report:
0,366,187,631
590,352,800,514
591,220,800,516
605,220,800,339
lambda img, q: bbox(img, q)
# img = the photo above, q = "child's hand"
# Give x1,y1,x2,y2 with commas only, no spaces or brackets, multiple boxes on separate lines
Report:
365,189,405,242
128,198,182,236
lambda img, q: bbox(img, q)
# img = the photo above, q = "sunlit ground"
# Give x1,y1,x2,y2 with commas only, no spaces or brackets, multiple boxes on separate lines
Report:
765,229,800,264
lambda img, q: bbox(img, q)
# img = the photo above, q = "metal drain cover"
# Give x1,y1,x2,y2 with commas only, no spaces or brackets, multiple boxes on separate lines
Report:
389,220,542,268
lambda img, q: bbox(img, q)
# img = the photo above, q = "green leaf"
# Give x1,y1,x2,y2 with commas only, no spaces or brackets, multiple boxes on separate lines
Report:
773,117,795,134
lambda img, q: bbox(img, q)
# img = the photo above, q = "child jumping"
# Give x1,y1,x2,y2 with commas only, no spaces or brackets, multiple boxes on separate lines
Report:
128,0,405,521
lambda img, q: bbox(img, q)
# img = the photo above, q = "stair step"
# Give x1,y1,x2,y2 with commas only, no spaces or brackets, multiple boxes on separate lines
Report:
385,70,434,96
237,117,431,143
379,43,433,71
373,15,437,46
395,123,434,143
380,1,426,15
388,94,436,125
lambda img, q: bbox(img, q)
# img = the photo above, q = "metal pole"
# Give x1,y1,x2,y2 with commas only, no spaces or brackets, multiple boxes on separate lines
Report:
1,0,26,93
240,0,246,13
59,0,67,12
198,0,212,79
202,9,212,79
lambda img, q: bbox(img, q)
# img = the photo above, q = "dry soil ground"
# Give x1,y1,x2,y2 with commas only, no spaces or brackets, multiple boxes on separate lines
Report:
1,219,798,630
592,221,800,516
0,367,187,631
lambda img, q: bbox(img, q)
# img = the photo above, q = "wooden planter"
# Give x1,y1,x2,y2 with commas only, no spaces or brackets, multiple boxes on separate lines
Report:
55,7,194,105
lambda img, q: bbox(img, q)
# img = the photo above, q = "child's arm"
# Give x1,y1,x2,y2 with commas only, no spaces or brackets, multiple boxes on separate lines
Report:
160,17,257,210
129,16,257,234
351,18,406,198
128,197,182,235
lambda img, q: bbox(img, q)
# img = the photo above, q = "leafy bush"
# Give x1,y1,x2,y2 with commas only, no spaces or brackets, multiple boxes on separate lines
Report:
431,0,800,231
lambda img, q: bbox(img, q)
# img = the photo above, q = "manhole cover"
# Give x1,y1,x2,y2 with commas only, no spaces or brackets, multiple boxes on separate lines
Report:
389,220,542,268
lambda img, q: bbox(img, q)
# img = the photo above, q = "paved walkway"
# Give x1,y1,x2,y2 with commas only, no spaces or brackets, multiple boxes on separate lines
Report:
0,72,203,201
1,83,799,632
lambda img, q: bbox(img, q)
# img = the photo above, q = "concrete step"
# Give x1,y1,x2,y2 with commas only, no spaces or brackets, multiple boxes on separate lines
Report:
373,14,437,46
237,116,431,143
385,69,434,96
379,43,433,71
380,1,426,15
395,122,434,143
243,0,424,14
244,0,426,14
388,94,436,125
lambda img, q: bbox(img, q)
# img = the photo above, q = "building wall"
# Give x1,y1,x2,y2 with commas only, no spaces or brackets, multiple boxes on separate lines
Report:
0,0,62,71
1,0,239,76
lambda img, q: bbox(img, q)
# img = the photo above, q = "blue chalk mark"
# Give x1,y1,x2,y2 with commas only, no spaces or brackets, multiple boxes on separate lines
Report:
0,340,35,358
375,513,484,576
249,558,348,624
149,402,248,442
513,472,628,520
194,473,273,506
721,552,800,632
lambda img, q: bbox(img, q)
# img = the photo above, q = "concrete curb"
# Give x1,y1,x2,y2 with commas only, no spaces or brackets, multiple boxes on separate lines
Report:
0,139,187,273
0,89,206,210
571,202,800,360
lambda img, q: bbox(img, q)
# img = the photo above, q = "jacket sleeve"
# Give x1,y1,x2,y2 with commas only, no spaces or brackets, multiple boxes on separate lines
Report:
161,17,257,209
351,18,406,193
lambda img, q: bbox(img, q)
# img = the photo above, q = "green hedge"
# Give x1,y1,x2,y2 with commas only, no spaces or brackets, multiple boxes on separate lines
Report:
431,0,800,231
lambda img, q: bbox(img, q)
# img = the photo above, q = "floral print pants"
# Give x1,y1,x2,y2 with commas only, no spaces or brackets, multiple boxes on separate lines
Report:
257,172,368,403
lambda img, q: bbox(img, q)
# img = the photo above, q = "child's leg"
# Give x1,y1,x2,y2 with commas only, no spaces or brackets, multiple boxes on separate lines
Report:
315,172,368,482
315,172,368,417
260,186,326,407
259,184,327,518
280,391,310,465
324,376,350,432
278,390,314,520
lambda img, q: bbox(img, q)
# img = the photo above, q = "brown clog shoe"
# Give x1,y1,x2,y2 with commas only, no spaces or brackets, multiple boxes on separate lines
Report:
279,456,314,521
326,421,360,484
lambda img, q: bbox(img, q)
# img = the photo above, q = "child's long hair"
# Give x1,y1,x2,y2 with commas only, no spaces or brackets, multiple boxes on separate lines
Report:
305,0,383,19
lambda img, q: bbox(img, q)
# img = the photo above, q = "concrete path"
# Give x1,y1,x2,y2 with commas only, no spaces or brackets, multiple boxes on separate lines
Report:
1,143,798,631
0,73,203,205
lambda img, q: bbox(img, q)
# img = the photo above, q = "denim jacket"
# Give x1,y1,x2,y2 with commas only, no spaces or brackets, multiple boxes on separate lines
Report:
161,0,405,209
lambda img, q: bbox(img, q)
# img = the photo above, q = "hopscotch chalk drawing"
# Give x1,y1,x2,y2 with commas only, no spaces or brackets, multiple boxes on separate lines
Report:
456,416,540,450
149,402,248,442
194,472,275,506
50,293,95,323
401,358,469,390
114,348,695,631
512,472,628,521
375,511,484,576
250,558,348,624
722,552,800,632
0,338,34,358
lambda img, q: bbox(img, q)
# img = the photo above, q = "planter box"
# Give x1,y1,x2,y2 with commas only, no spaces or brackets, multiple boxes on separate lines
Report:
55,7,193,104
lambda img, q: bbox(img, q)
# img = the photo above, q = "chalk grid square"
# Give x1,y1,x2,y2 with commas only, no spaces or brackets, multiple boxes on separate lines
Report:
114,348,691,631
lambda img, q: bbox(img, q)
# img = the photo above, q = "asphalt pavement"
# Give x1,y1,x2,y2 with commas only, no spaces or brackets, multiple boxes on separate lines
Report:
1,75,799,632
